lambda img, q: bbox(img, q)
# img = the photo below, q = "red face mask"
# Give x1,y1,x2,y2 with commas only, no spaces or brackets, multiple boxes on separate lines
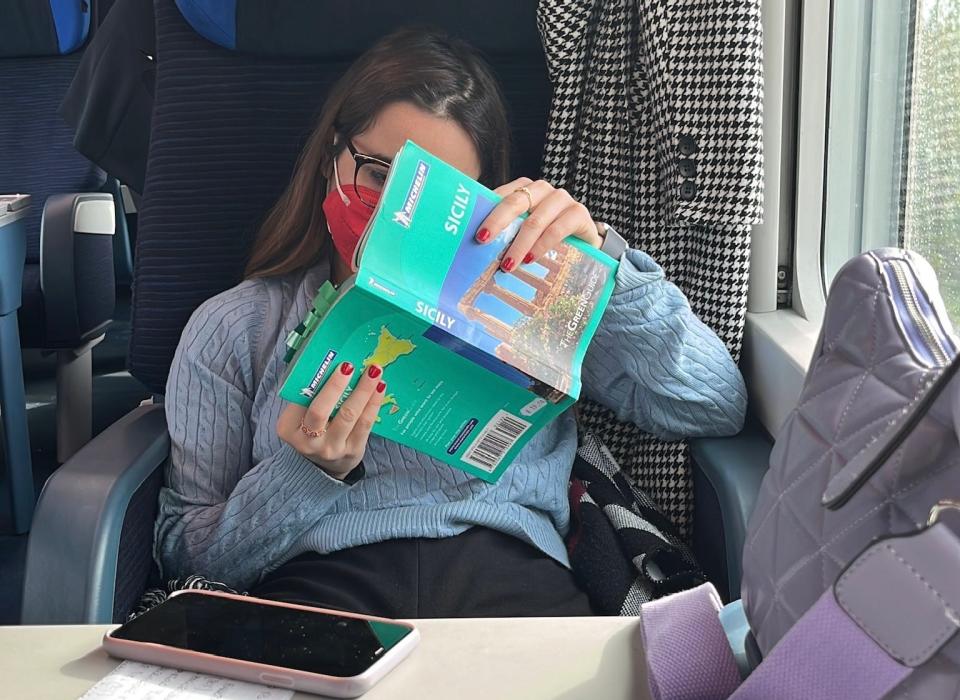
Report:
322,183,381,270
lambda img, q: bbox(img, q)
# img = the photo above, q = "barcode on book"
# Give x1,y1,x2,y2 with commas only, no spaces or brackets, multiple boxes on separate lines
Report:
461,410,531,472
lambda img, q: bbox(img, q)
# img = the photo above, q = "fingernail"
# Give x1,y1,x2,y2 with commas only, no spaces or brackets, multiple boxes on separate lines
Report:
522,252,534,265
502,257,515,272
476,228,490,243
376,381,386,393
340,362,354,375
367,364,382,379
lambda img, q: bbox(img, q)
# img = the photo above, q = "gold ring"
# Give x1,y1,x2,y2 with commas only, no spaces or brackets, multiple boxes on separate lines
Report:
300,421,326,439
514,186,534,213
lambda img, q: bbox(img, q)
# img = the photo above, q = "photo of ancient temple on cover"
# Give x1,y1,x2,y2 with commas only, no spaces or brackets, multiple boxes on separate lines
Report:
457,244,609,398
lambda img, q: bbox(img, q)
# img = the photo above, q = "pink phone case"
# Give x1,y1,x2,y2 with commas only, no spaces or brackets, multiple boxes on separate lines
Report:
101,589,420,698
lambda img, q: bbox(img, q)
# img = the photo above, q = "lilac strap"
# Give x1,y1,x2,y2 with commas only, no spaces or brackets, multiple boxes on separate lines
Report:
729,590,910,700
640,583,741,700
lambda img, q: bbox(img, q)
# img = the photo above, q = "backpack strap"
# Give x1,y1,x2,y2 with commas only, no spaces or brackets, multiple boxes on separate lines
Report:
822,353,960,509
729,521,960,699
639,583,741,700
642,521,960,699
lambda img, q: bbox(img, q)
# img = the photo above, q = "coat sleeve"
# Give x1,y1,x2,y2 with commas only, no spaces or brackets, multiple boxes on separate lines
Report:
580,248,747,441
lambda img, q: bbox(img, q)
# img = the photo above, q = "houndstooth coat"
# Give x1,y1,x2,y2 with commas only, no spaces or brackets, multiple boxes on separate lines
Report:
536,0,764,533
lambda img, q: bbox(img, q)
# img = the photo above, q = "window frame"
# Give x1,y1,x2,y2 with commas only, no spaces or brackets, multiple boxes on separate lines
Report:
742,0,824,436
821,0,915,283
746,0,923,436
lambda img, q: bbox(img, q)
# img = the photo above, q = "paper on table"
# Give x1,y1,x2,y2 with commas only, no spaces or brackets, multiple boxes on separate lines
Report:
79,660,294,700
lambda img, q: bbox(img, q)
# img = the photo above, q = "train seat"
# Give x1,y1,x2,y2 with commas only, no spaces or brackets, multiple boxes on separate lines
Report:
0,0,119,533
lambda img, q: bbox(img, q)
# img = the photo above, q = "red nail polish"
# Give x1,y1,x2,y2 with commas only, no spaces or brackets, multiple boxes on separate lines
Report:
376,381,386,393
502,257,515,271
367,365,382,379
340,362,354,375
522,252,534,265
476,228,490,242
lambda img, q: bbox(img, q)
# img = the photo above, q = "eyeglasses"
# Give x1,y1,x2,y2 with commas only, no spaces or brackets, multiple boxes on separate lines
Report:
340,139,392,208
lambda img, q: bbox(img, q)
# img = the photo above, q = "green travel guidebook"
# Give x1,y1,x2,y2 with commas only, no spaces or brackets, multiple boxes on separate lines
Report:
280,141,619,482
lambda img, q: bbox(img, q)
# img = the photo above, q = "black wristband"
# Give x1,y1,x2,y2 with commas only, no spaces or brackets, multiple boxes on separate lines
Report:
340,461,366,485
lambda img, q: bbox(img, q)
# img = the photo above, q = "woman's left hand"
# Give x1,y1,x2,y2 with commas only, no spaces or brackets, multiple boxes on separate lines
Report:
475,178,603,271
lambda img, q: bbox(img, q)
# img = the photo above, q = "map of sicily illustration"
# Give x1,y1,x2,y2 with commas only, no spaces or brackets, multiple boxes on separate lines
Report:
364,326,415,416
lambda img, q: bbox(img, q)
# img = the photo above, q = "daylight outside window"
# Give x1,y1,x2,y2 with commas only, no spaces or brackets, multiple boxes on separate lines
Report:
822,0,960,321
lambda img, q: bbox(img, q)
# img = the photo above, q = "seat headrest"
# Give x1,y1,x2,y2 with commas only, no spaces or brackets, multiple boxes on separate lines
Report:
0,0,91,58
175,0,542,57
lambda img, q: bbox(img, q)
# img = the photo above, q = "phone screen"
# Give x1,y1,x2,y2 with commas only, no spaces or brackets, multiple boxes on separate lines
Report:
110,592,413,677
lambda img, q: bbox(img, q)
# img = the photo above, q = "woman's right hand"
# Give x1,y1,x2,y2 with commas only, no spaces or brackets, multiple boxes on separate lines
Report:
277,361,385,479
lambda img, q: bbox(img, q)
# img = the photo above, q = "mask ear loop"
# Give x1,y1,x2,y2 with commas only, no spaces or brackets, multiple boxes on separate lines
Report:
332,142,351,206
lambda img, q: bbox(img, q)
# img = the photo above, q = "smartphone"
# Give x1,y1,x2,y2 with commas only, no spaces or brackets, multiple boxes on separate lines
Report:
102,589,419,697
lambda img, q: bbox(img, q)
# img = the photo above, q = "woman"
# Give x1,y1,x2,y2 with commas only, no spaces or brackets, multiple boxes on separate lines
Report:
155,28,746,618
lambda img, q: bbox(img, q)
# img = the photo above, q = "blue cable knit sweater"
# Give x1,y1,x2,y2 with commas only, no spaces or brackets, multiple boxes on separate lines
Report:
155,249,746,590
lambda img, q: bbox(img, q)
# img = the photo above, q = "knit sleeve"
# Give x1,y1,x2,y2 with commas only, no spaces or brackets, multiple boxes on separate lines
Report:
580,249,747,440
154,284,355,590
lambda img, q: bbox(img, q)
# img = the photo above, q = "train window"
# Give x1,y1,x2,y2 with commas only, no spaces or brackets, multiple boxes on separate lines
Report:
822,0,960,319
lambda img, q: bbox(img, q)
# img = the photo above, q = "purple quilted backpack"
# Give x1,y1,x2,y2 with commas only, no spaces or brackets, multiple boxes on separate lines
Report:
741,248,960,697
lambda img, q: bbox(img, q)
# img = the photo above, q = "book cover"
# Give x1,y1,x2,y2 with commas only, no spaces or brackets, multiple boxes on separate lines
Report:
281,141,618,481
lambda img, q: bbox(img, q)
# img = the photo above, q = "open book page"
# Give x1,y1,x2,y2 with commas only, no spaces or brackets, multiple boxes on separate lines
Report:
79,661,293,700
355,141,618,399
279,284,575,481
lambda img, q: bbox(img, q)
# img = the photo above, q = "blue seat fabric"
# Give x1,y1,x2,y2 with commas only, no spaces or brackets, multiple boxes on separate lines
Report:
130,0,551,394
0,1,91,58
176,0,550,59
0,55,106,262
49,0,92,54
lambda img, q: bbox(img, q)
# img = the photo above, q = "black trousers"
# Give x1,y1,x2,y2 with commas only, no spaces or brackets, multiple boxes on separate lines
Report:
250,527,594,618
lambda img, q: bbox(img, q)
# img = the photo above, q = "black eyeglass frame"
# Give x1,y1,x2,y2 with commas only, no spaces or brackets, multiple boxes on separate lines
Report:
340,139,392,209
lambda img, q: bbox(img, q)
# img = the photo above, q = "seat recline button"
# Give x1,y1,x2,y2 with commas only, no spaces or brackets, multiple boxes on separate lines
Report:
73,198,116,235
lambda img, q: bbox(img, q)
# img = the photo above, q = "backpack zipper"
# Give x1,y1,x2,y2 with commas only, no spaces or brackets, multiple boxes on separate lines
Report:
882,256,954,367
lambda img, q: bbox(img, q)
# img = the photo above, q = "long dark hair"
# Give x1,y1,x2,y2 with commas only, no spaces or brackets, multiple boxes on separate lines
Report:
245,28,512,279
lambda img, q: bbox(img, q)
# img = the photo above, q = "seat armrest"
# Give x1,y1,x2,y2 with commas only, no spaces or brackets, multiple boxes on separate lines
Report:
691,420,772,600
22,404,169,624
39,192,116,346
